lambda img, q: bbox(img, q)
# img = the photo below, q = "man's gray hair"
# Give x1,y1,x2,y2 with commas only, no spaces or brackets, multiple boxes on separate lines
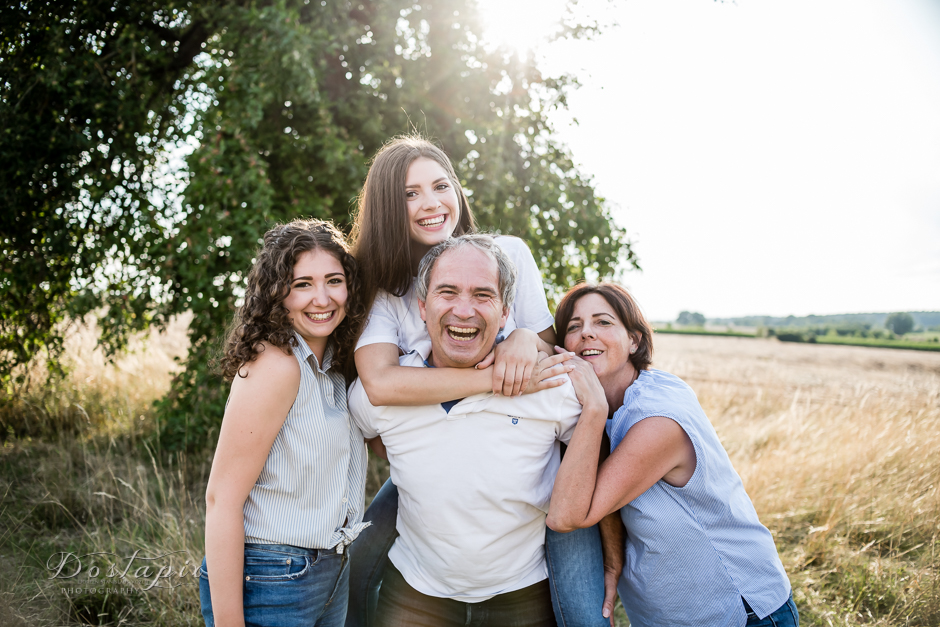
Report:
416,235,517,310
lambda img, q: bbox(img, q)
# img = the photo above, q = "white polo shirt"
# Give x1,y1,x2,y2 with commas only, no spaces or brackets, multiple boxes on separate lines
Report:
348,349,582,602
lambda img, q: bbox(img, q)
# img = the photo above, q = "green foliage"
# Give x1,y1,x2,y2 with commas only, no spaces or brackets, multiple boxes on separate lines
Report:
710,311,940,331
884,312,915,336
3,0,636,450
775,331,816,343
765,324,940,352
676,310,705,326
0,0,211,385
814,336,940,352
654,328,754,338
772,324,892,342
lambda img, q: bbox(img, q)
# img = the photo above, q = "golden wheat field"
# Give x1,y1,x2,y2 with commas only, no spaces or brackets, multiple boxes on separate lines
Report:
653,334,940,626
2,324,938,626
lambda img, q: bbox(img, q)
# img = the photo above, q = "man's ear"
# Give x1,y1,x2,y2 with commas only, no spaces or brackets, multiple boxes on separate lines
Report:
498,305,510,330
419,298,427,323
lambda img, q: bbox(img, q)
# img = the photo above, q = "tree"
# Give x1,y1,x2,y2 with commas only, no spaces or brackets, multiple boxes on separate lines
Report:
2,0,637,448
1,0,210,383
884,312,914,336
677,311,705,327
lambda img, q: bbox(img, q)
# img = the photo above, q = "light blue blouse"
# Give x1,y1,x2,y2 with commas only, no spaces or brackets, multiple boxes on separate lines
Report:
243,333,369,551
607,369,790,627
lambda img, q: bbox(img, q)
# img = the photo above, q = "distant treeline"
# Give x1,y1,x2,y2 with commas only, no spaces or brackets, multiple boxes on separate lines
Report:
709,312,940,330
764,325,909,343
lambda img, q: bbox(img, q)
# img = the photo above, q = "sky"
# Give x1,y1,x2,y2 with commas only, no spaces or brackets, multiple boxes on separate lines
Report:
476,0,940,321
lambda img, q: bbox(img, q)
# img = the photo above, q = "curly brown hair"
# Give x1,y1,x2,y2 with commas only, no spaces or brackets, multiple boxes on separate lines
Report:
219,219,366,383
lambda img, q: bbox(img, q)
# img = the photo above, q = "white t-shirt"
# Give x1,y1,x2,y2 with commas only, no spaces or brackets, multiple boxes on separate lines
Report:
348,349,582,602
355,236,555,356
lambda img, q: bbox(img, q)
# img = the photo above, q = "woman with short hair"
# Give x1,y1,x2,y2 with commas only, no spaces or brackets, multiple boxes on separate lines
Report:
548,282,798,627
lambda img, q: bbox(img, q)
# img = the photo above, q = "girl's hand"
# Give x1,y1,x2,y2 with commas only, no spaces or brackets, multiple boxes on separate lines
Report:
559,347,609,417
521,350,575,395
476,328,541,396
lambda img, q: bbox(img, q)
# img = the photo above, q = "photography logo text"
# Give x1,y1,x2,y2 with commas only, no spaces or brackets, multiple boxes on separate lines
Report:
46,549,199,593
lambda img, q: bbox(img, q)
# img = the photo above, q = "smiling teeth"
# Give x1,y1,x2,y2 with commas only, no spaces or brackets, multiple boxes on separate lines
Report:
306,312,333,320
447,325,478,340
582,350,602,356
418,215,445,227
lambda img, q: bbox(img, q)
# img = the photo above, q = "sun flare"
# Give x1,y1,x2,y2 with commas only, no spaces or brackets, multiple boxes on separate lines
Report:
474,0,572,55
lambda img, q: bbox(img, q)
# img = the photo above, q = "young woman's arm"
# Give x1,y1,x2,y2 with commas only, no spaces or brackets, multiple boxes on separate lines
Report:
546,358,695,533
204,345,300,627
354,327,569,406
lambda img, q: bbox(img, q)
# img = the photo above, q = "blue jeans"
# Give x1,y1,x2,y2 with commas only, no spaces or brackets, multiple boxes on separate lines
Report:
345,479,608,627
200,543,350,627
744,593,799,627
544,525,608,627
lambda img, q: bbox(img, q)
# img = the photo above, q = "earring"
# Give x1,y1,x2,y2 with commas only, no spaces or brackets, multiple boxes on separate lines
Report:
630,346,637,354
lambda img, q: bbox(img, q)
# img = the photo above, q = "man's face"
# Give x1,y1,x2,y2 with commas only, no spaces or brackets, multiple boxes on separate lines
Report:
418,246,510,369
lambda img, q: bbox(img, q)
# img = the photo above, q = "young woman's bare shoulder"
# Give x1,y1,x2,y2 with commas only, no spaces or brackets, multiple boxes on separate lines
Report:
235,341,301,384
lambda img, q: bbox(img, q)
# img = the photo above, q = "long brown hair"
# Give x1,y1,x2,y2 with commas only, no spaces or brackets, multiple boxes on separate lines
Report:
554,282,654,371
349,135,476,315
219,219,366,382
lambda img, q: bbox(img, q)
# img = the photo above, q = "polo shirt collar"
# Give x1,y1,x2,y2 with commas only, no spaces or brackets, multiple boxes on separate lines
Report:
420,353,465,413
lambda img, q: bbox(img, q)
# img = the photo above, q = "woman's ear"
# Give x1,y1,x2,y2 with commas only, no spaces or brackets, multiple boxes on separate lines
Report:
630,332,642,355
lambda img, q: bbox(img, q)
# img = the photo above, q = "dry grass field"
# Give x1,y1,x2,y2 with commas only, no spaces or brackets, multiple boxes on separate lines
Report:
1,324,938,625
647,335,940,627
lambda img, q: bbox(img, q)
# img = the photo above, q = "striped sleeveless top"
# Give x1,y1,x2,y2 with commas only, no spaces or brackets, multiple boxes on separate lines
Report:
607,369,790,627
243,333,369,551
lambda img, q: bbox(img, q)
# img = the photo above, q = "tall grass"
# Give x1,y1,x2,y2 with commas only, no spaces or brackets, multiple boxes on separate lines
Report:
1,316,206,626
2,324,938,625
1,315,190,441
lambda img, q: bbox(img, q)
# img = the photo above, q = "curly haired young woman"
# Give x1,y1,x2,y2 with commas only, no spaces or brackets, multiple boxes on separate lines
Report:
199,219,370,627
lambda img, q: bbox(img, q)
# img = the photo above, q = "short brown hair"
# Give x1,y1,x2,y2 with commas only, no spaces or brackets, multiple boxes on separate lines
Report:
554,282,654,371
350,135,476,314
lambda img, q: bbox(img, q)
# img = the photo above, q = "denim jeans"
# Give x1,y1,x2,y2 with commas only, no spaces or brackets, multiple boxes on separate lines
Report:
744,594,799,627
345,479,607,627
376,562,556,627
200,543,349,627
544,526,608,627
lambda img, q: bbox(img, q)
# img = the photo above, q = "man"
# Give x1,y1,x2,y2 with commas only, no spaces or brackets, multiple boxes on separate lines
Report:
348,235,583,626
